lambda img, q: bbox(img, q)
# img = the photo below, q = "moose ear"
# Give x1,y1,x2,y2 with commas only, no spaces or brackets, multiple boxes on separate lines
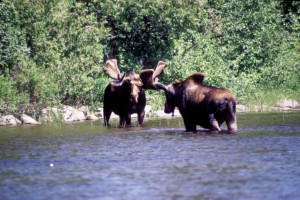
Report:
103,59,121,80
191,72,205,83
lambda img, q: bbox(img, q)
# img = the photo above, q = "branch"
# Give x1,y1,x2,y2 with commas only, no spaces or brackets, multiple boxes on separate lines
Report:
181,31,208,59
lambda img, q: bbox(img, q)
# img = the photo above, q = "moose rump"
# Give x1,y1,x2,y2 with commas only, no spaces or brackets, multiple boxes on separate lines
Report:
179,85,237,131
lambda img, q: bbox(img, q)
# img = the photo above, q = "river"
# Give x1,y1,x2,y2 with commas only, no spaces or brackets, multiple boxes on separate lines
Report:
0,112,300,200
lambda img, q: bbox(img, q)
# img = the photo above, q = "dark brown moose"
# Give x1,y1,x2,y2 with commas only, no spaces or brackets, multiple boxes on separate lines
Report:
103,59,168,126
154,72,237,132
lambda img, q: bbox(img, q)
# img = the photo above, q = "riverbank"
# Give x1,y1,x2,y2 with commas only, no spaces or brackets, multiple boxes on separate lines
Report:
0,99,299,126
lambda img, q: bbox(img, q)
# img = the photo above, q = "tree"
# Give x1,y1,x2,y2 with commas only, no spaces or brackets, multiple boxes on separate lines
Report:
0,1,28,72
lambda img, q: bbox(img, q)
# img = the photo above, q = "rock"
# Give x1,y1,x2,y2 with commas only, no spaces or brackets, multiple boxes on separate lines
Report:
110,112,119,119
155,109,181,118
0,115,22,126
251,105,260,112
131,113,138,118
41,108,51,122
96,107,103,112
63,106,86,122
236,104,250,113
145,105,153,118
95,107,103,118
42,106,87,122
86,114,99,120
275,100,299,109
173,109,181,117
21,114,40,125
94,112,103,118
77,106,90,115
41,107,61,122
156,110,172,118
261,105,273,112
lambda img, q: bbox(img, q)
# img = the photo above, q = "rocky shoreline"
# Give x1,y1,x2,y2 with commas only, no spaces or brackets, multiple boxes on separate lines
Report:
0,100,299,126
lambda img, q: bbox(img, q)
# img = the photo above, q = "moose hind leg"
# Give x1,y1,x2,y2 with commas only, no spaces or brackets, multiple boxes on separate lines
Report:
226,116,237,131
103,108,112,126
209,114,221,131
226,105,237,131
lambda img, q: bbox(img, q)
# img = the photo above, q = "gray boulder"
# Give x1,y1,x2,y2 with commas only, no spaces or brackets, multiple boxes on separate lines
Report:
21,114,40,125
155,110,170,118
236,104,250,113
63,106,86,122
155,109,180,118
77,106,90,115
145,105,153,118
95,107,103,118
0,115,22,126
42,106,86,122
275,100,299,109
86,114,99,120
96,107,118,119
41,107,61,122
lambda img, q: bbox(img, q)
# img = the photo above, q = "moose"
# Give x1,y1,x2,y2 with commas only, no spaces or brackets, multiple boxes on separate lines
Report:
103,59,168,126
154,72,237,132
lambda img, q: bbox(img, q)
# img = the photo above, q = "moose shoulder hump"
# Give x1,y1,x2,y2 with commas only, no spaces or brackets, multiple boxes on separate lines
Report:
191,72,205,83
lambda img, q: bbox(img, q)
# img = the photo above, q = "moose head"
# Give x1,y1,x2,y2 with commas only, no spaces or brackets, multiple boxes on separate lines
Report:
103,59,168,126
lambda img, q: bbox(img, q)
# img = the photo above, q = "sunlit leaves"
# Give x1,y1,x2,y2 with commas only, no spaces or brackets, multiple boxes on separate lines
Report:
0,0,299,115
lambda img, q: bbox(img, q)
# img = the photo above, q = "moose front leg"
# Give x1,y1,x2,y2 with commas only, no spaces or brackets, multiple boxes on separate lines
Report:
125,114,131,125
119,116,126,127
137,111,145,125
183,117,197,132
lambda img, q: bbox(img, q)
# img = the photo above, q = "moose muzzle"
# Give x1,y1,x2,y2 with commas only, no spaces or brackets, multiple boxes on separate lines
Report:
131,84,141,104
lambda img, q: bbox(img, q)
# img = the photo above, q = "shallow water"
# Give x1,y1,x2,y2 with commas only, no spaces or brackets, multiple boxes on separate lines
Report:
0,112,300,200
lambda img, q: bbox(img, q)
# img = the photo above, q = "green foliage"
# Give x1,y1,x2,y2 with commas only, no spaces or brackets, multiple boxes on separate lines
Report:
161,0,299,106
0,1,29,69
0,0,299,116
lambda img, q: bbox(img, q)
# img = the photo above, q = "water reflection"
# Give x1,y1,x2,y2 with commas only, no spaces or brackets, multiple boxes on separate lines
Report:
0,112,300,200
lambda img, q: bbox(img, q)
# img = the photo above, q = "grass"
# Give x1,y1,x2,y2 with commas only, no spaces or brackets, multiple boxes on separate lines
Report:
240,86,300,111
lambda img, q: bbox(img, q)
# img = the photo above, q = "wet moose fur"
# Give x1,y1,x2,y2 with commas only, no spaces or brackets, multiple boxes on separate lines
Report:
103,59,168,126
154,73,237,132
103,72,146,126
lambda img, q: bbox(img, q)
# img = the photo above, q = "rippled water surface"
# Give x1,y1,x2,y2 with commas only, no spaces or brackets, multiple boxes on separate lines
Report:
0,112,300,200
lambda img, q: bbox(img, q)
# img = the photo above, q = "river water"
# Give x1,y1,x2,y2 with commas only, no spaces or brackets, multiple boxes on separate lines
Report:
0,112,300,200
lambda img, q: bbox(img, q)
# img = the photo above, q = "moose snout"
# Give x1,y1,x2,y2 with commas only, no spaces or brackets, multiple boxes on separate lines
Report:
131,85,140,104
130,93,139,103
164,102,175,114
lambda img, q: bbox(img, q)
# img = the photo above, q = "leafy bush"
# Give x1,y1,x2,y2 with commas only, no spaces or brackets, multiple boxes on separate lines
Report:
0,0,299,117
